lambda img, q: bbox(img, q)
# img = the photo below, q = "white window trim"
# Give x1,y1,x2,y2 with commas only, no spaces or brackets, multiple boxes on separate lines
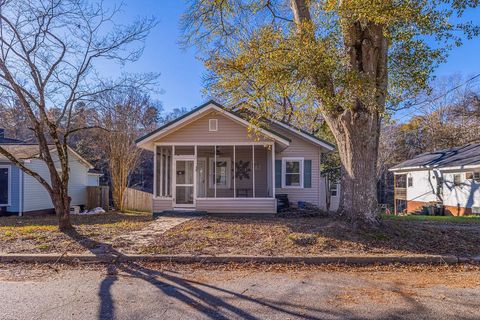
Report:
0,165,11,206
281,157,304,189
209,157,231,189
209,119,218,132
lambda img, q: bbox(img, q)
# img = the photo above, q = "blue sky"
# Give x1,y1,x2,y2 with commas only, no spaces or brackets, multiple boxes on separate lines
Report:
101,1,480,114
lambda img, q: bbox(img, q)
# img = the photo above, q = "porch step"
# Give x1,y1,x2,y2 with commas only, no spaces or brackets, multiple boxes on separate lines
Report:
153,210,207,218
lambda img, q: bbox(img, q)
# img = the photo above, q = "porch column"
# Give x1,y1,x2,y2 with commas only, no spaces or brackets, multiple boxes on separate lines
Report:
272,143,276,198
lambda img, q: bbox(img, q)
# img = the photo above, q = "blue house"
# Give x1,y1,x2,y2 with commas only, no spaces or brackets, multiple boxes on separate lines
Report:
0,129,102,216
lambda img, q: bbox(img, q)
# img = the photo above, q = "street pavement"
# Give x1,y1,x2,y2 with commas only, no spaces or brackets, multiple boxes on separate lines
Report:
0,263,479,320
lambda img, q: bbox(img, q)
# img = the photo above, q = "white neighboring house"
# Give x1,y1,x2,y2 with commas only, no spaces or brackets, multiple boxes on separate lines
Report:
0,131,102,216
389,143,480,216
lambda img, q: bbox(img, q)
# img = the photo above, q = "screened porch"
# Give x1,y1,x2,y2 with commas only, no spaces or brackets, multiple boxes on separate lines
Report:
154,144,275,209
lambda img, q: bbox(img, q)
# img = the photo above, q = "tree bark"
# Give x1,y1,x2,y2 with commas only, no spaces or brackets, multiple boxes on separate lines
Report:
53,192,72,231
289,2,388,225
324,109,381,224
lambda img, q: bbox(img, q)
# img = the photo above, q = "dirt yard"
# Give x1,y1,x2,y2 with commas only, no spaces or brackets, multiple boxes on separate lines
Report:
0,212,152,254
139,214,480,257
2,212,480,257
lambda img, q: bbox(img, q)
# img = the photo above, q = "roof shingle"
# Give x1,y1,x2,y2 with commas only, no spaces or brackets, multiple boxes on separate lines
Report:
391,143,480,170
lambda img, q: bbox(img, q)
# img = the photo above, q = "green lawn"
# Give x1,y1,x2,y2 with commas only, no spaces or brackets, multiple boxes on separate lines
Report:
381,214,480,224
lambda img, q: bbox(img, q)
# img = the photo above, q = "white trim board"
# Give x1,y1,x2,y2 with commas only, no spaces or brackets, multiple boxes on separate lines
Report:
390,164,480,173
137,103,290,149
271,119,336,151
281,157,304,189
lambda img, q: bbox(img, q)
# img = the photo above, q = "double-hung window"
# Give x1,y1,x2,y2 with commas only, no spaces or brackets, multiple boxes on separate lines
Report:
282,158,303,188
0,165,10,206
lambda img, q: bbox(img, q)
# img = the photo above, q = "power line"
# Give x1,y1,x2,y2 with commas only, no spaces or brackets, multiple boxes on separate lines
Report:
395,73,480,121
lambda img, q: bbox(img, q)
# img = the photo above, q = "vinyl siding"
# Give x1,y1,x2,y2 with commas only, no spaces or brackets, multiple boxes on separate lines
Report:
153,198,173,212
441,170,480,210
159,111,271,144
273,125,325,208
23,151,91,212
149,110,334,213
405,170,438,203
196,198,276,213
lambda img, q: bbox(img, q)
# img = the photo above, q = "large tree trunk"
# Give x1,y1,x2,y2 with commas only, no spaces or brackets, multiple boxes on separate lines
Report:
291,1,388,225
325,109,381,224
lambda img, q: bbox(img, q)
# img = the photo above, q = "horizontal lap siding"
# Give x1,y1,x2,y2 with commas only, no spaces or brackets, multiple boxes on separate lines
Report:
153,198,173,212
273,125,324,208
23,151,91,212
23,159,53,212
196,199,276,213
159,111,271,144
441,171,480,210
67,155,89,206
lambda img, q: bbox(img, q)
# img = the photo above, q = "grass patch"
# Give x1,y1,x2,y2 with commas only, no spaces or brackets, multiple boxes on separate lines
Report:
381,214,480,224
287,233,318,246
0,211,153,254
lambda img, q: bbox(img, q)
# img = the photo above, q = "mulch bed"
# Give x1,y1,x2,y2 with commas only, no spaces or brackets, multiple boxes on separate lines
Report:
0,212,153,254
140,214,480,257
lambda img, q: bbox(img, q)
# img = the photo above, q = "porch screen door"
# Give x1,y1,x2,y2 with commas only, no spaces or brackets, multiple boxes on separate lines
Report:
174,159,195,207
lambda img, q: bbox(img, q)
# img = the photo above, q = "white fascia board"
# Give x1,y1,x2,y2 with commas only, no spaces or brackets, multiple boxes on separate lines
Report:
271,120,335,151
390,164,480,173
136,103,290,149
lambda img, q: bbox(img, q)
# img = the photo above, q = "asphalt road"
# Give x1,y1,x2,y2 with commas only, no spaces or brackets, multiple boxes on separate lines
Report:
0,264,479,320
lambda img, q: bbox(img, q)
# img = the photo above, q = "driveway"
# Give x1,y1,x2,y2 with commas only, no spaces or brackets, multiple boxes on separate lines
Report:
0,264,479,319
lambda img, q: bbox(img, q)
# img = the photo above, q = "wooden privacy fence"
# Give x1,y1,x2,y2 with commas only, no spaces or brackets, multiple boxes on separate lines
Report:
123,188,153,213
86,186,110,211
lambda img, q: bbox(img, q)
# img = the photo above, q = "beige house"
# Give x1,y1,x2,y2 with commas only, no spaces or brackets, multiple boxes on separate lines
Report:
136,100,337,214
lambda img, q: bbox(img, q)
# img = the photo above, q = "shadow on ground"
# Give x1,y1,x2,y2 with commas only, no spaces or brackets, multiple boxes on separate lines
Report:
62,228,467,320
147,214,480,257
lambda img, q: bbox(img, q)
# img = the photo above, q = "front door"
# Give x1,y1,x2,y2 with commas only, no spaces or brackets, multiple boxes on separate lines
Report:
174,158,195,208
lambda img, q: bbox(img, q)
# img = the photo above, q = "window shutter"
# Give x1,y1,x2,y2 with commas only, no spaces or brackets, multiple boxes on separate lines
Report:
275,160,282,188
304,160,312,188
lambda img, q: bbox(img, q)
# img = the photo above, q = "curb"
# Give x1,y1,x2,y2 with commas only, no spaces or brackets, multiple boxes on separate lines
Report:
0,254,464,265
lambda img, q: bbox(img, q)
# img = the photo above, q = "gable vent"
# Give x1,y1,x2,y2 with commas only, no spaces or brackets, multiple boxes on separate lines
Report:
209,119,218,132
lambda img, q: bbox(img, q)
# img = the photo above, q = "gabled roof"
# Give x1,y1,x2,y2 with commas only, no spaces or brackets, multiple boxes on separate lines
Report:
270,119,336,151
0,143,94,169
136,100,291,148
0,144,43,161
0,137,26,144
390,143,480,171
136,99,335,151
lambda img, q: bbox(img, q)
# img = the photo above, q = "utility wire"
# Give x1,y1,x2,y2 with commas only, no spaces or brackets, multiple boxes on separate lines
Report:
395,73,480,121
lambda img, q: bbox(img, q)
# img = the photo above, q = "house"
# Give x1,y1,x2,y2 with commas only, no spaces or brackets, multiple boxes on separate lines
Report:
389,143,480,216
0,129,102,216
136,100,339,214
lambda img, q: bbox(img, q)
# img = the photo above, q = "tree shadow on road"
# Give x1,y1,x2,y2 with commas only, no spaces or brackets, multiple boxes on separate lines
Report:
62,228,464,320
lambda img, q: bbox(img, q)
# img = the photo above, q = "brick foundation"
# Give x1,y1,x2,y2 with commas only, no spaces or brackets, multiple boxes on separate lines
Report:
406,200,473,216
443,205,472,217
406,200,427,214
